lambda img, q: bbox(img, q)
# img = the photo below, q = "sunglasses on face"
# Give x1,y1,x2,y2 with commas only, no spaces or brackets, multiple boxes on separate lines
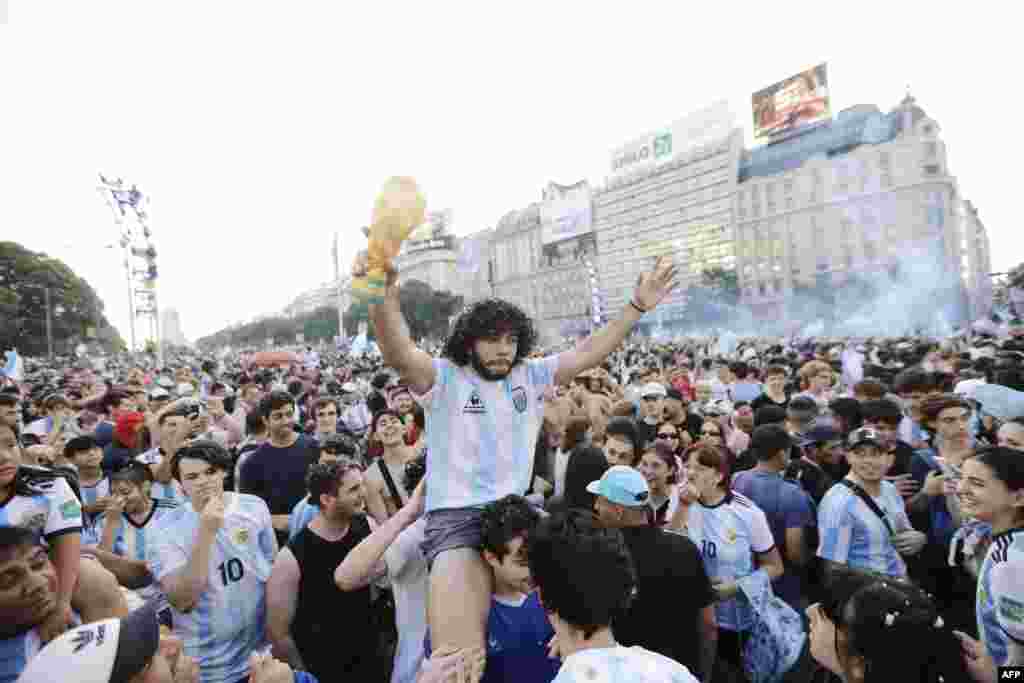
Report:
657,433,678,439
701,430,721,437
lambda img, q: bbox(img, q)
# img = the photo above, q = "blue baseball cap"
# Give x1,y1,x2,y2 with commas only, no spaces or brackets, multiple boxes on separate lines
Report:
586,465,650,507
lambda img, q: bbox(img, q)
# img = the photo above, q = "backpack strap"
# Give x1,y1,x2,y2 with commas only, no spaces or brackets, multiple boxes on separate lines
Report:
377,458,405,512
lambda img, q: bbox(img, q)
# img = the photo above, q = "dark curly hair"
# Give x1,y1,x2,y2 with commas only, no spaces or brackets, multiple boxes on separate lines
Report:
441,299,537,368
480,494,540,562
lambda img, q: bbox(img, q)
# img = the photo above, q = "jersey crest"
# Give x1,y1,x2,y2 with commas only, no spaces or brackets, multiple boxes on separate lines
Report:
464,391,486,415
511,386,527,413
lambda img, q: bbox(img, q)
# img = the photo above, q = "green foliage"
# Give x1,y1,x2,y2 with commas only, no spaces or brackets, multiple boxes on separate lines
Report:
397,279,463,342
0,241,123,355
143,339,159,354
340,280,462,342
197,305,341,350
342,302,371,338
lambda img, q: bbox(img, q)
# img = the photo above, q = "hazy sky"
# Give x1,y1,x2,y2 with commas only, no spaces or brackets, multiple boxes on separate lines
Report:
2,2,1020,343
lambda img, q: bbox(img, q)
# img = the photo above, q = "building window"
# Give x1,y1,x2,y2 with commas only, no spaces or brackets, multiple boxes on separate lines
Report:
864,241,877,261
924,141,937,158
924,164,941,176
759,283,767,297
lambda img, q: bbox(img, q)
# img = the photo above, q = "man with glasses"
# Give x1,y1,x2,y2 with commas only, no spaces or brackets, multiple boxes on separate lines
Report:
817,427,926,579
655,423,689,455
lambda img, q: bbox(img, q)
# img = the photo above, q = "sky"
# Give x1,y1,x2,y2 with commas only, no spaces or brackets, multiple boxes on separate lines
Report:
2,2,1021,343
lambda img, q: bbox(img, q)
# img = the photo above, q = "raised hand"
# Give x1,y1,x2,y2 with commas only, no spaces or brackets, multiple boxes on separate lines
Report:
633,256,679,311
200,495,226,534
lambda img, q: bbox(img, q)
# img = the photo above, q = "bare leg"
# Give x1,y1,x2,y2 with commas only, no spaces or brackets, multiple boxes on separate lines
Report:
427,548,492,683
73,557,129,622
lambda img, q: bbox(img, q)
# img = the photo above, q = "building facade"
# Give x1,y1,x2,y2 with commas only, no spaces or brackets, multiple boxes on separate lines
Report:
958,199,993,319
594,129,744,329
733,95,990,328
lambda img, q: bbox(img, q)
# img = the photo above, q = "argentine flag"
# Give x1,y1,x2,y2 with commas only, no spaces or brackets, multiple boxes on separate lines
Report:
2,349,23,381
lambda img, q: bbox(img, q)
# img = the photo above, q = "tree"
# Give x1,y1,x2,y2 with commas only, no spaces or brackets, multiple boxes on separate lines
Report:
342,302,372,338
0,241,123,355
397,279,463,342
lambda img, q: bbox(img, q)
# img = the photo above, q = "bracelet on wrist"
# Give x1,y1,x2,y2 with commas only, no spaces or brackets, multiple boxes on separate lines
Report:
629,300,648,314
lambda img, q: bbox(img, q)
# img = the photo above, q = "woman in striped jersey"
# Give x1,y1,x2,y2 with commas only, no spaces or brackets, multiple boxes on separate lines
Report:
680,442,784,681
956,446,1024,676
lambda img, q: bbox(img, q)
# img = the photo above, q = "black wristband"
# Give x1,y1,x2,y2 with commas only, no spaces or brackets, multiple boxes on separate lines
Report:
630,300,648,314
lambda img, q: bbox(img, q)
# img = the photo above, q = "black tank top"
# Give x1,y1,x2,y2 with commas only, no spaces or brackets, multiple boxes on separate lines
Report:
289,515,374,680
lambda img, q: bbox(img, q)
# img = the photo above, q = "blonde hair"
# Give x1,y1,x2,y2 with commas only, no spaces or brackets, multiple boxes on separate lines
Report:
798,360,833,390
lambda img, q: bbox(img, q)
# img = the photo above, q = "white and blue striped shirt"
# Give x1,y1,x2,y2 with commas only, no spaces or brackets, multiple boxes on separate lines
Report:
817,479,909,577
147,493,278,683
978,527,1024,666
135,449,186,503
685,492,776,632
416,355,561,512
86,498,180,615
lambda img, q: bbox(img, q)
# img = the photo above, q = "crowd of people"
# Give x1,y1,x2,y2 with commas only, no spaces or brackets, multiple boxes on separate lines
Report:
2,254,1024,682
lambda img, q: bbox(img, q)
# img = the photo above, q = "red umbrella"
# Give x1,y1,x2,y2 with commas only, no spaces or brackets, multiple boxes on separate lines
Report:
249,351,301,367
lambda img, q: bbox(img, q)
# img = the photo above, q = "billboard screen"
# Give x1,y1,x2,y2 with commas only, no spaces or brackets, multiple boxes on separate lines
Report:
540,181,593,246
752,64,831,144
610,100,735,178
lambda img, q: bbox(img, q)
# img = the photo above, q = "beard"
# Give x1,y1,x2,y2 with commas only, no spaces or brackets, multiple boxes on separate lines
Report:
470,350,514,381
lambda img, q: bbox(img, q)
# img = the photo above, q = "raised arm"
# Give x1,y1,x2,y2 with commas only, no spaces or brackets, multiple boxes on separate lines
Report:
554,257,677,386
336,482,424,591
355,255,435,395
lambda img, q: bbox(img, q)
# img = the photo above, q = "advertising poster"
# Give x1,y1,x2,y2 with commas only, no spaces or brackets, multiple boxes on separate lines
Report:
752,64,831,144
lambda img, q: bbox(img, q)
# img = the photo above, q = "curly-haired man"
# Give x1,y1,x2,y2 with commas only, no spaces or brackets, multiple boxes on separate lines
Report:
353,249,676,679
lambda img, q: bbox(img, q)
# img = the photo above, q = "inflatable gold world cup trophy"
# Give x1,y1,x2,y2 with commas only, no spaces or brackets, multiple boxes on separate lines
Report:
351,176,427,305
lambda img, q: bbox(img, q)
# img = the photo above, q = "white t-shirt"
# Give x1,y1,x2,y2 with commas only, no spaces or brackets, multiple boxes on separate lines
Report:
384,518,429,683
554,645,699,683
415,355,561,511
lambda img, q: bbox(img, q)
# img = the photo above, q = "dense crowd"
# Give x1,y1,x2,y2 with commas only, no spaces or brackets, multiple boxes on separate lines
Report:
2,258,1024,683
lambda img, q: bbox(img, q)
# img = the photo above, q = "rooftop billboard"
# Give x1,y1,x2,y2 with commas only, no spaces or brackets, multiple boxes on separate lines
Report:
752,64,831,145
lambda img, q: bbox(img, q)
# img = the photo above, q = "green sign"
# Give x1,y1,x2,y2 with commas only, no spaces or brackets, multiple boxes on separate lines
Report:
653,132,673,159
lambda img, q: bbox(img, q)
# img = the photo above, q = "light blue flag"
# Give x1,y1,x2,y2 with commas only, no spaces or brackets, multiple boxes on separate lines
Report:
2,349,22,380
973,384,1024,421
